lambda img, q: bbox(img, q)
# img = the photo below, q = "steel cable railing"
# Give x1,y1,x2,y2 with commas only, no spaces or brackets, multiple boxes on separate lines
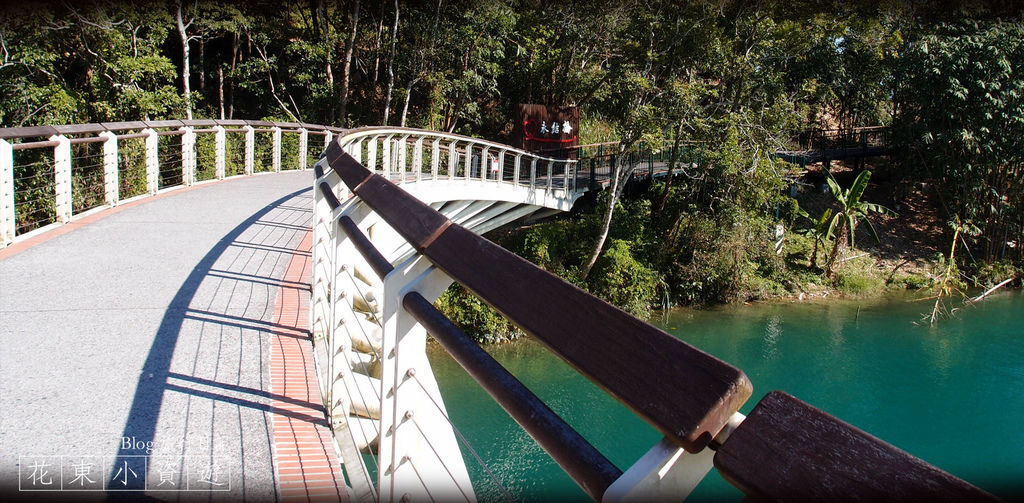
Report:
313,130,1000,503
0,119,346,247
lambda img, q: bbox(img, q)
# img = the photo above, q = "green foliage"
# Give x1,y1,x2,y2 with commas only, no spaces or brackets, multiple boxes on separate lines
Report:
894,19,1024,263
588,239,659,317
435,284,521,344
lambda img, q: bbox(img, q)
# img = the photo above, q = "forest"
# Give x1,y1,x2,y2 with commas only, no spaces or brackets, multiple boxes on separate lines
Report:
2,1,1022,337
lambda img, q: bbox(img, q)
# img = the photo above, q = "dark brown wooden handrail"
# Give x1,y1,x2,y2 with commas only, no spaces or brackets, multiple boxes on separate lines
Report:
714,391,1002,502
403,291,622,500
0,119,345,140
322,141,752,453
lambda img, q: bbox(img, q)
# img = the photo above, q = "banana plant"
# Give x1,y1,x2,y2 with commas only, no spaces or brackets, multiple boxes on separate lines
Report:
822,169,896,276
796,206,834,269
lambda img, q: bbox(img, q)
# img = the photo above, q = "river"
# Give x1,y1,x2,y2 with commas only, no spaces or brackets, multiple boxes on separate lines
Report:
427,290,1024,501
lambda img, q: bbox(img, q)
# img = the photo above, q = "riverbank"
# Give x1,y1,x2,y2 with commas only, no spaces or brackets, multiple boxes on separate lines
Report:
435,170,1022,343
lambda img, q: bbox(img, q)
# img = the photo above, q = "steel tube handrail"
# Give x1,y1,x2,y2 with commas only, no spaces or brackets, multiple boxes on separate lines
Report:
338,126,576,168
401,291,622,500
315,171,623,499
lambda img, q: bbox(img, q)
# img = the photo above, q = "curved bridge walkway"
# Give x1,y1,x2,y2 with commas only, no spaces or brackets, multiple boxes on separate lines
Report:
0,170,346,501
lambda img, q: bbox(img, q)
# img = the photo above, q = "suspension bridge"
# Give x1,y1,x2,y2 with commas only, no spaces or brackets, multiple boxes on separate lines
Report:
0,120,997,502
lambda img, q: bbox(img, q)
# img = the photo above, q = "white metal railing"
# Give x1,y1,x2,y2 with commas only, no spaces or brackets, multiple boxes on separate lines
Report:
311,128,583,503
0,119,341,248
311,128,735,503
336,127,579,195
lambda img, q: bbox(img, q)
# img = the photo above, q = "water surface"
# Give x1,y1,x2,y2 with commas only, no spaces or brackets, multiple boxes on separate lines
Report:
428,290,1024,501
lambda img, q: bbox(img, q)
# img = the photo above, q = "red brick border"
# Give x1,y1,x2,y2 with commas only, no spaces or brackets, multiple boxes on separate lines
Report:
270,230,351,502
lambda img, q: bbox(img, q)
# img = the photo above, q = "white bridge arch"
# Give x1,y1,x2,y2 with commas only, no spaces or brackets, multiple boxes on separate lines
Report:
312,127,591,502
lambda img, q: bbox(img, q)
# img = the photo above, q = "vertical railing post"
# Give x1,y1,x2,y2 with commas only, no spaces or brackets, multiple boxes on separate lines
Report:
324,131,334,156
512,154,522,186
378,255,474,503
0,139,15,245
299,127,309,170
530,158,538,190
51,134,72,223
180,126,196,186
272,126,282,172
479,146,490,181
463,142,474,181
213,125,226,180
497,150,505,185
546,159,554,193
396,135,409,182
99,131,119,206
430,138,440,180
143,128,158,194
447,141,457,179
413,137,423,183
382,134,394,180
367,136,379,170
243,125,255,175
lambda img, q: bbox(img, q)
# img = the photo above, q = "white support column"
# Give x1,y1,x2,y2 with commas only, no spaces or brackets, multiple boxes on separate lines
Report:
367,136,378,170
243,125,255,175
602,438,715,503
463,142,474,181
324,131,334,158
563,160,570,192
213,125,226,179
497,150,505,185
0,139,15,245
480,146,490,181
413,137,423,182
396,135,409,182
381,135,393,180
530,158,538,190
180,126,196,186
143,128,158,194
547,160,554,192
272,126,282,172
299,127,309,170
99,131,118,206
51,135,72,223
513,154,522,186
378,254,474,503
430,138,440,180
447,141,458,179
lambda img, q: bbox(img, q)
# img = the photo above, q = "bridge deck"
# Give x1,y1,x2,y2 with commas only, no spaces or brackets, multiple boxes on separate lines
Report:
0,171,346,501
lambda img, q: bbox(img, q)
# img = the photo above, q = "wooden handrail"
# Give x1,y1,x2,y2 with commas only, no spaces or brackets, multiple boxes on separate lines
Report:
0,119,343,140
323,141,752,453
714,391,1001,502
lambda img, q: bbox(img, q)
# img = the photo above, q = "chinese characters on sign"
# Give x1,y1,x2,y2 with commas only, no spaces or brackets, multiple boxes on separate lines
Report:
512,104,580,157
18,455,231,492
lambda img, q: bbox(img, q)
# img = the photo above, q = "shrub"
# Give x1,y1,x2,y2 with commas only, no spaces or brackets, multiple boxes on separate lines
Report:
588,239,660,317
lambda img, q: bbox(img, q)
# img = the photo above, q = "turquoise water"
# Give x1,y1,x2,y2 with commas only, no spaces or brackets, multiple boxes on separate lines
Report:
427,290,1024,501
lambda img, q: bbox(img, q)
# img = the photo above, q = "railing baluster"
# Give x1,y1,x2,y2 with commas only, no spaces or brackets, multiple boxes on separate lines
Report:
272,126,282,172
100,131,119,206
413,137,424,183
51,134,72,223
243,125,255,175
0,139,14,244
299,127,309,170
431,138,440,180
212,125,225,181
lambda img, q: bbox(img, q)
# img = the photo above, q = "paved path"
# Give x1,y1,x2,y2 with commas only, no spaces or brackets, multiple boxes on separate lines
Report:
0,171,346,501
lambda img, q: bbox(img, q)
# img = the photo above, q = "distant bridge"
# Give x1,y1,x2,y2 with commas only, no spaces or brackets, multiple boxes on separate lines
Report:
0,120,996,502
